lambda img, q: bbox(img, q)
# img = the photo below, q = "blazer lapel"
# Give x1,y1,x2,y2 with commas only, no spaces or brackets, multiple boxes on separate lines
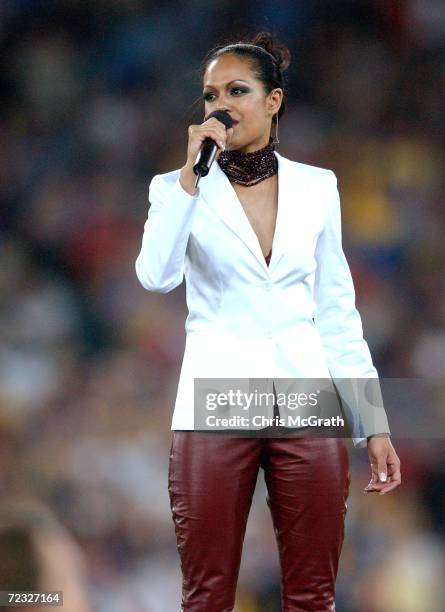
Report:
198,150,297,273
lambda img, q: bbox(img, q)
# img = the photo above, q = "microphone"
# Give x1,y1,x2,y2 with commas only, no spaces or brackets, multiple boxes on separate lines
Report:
193,110,233,189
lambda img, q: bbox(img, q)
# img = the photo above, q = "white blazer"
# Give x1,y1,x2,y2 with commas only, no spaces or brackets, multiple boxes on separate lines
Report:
135,151,391,448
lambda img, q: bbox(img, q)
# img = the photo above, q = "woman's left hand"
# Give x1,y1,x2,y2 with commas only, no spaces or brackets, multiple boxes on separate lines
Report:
363,435,401,495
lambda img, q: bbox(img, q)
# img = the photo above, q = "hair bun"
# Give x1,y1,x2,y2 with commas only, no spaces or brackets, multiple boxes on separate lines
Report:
251,31,291,72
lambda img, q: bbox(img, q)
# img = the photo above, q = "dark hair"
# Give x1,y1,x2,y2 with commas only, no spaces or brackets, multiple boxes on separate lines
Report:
199,31,291,126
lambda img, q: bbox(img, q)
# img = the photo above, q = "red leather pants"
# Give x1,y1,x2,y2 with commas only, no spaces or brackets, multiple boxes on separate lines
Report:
168,431,351,611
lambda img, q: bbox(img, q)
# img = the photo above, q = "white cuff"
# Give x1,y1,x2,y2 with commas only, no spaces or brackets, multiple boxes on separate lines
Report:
352,437,367,448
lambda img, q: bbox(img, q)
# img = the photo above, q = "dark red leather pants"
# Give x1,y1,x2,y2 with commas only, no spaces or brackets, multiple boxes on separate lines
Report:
168,431,351,611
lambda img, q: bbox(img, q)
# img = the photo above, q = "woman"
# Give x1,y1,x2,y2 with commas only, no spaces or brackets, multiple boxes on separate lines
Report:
135,32,401,611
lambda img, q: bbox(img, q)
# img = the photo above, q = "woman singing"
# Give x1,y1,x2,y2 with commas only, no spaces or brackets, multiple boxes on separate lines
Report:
135,31,401,612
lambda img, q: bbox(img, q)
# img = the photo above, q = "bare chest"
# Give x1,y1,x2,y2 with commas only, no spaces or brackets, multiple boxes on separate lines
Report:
231,176,278,259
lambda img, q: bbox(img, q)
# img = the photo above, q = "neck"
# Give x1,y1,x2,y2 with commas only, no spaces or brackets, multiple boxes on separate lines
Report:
232,134,271,154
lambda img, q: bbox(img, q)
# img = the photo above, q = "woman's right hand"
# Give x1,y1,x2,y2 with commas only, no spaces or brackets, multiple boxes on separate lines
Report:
180,117,234,195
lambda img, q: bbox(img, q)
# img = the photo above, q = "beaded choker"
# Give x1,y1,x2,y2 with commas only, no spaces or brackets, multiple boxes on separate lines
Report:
217,136,278,186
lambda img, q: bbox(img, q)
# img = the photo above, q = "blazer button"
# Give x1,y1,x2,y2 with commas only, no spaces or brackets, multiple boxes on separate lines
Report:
263,281,273,291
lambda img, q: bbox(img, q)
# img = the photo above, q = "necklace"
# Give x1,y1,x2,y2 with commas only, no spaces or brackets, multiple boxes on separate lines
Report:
217,136,278,186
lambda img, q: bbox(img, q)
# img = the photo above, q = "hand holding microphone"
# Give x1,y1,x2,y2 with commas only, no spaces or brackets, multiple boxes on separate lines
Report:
179,111,234,195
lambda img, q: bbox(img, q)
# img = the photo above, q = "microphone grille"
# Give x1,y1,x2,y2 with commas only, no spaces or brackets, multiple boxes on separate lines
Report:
206,110,233,129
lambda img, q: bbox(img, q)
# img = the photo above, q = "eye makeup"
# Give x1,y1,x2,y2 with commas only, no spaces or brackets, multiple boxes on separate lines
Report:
202,79,250,101
203,86,249,101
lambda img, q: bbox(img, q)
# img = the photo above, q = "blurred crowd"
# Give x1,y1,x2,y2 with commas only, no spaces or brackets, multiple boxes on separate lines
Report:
1,1,445,610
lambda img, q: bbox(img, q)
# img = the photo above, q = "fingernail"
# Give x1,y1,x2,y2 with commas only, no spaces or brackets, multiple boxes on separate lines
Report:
379,472,387,482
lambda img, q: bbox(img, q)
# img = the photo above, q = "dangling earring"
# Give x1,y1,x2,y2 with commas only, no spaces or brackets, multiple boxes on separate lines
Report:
271,112,279,145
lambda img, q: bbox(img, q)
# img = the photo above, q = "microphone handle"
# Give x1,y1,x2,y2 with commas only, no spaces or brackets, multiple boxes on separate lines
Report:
193,137,219,189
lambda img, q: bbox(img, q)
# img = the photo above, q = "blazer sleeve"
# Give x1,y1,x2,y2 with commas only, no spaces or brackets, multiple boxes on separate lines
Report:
313,170,391,448
135,174,200,293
